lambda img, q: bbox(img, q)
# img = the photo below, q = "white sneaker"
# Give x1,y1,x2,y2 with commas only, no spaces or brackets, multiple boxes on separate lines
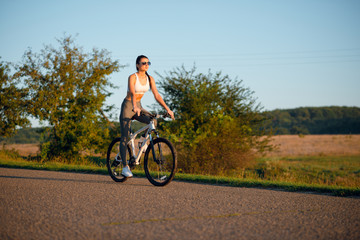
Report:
121,165,133,178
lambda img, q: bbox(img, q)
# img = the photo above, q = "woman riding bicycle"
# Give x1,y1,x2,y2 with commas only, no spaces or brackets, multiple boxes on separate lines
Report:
117,55,175,177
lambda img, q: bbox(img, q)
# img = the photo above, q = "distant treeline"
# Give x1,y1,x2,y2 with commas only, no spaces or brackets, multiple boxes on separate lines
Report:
0,122,145,144
262,106,360,134
0,127,44,144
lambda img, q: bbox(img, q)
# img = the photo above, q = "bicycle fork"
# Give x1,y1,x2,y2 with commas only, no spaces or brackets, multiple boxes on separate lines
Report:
149,134,158,163
150,133,165,179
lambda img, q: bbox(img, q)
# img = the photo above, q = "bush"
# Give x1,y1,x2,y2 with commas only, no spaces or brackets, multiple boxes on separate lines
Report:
155,66,273,176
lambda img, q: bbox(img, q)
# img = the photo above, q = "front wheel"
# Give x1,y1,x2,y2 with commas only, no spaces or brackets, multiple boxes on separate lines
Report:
144,138,177,186
106,138,131,182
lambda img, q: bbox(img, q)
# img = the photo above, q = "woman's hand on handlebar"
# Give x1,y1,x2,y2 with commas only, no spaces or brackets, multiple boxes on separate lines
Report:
167,109,175,120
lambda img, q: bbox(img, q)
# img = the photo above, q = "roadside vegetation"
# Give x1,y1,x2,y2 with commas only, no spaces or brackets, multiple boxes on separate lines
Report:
1,135,359,197
1,150,359,197
243,155,360,188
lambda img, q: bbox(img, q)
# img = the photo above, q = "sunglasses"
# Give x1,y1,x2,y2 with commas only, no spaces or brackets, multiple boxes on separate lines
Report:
140,61,151,66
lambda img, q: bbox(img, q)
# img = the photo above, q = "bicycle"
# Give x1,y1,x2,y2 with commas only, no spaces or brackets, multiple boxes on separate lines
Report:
106,110,177,186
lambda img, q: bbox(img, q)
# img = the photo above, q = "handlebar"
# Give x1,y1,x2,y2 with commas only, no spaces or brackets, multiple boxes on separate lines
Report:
132,110,172,120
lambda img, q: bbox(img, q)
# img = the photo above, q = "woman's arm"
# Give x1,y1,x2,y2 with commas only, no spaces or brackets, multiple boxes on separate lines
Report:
149,75,175,119
128,74,141,116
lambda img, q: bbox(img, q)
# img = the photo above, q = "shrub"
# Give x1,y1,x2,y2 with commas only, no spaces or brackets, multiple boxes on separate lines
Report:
155,66,273,175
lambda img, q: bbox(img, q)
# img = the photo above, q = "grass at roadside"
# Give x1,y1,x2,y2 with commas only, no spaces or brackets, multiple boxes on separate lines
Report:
240,155,360,188
1,150,359,197
174,173,360,197
0,154,106,175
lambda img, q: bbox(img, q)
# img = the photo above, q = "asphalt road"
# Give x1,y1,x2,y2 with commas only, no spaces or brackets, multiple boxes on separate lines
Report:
0,167,359,240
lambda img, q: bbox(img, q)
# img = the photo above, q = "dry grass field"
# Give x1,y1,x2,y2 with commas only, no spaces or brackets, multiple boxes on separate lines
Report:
265,134,360,157
2,144,40,157
3,134,360,157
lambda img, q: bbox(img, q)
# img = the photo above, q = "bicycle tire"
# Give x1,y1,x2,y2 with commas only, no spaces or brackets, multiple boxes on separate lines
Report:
106,137,131,182
144,138,177,186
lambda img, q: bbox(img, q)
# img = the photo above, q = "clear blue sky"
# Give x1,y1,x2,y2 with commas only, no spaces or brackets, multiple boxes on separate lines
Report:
1,0,360,123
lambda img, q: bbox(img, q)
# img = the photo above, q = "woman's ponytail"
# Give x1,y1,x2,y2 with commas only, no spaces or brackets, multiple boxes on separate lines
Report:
145,71,151,87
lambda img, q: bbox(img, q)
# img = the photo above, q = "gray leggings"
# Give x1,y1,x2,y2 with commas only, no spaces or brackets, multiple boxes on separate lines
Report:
119,99,154,165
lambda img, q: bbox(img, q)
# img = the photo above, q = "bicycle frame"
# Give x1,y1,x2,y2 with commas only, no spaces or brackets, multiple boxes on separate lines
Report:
127,118,158,165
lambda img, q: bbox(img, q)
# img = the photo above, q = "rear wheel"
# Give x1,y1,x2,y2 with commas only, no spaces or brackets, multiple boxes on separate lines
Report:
106,138,131,182
144,138,177,186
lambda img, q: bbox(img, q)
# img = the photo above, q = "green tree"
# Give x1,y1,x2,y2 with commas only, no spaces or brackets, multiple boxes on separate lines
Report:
155,66,273,175
14,35,123,161
0,60,29,137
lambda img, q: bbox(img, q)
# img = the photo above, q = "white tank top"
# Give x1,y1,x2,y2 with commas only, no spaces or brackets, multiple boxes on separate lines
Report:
128,73,150,94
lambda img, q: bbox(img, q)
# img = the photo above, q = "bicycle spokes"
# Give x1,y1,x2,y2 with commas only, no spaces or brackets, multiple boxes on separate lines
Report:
144,138,177,186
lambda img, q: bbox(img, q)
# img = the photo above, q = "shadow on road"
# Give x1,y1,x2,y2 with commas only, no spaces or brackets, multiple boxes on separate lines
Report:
0,174,152,187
